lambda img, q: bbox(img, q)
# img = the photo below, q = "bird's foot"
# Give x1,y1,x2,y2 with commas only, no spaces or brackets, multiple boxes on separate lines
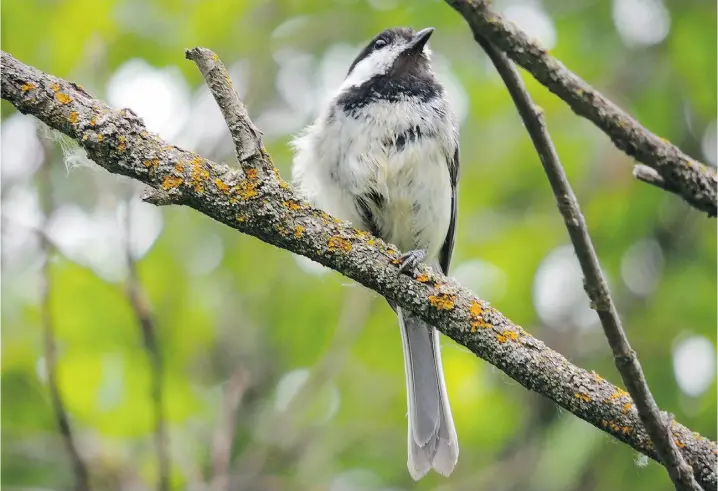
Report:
398,249,426,274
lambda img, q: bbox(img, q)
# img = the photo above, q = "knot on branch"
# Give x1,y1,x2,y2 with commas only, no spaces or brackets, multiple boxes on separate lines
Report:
583,278,611,312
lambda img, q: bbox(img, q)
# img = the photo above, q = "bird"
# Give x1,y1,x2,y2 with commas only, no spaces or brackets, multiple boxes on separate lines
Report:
291,26,460,480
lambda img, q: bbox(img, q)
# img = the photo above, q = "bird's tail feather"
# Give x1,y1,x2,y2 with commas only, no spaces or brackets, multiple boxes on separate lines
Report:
398,307,459,480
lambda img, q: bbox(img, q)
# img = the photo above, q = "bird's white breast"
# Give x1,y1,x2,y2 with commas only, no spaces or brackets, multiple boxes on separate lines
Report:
292,96,455,261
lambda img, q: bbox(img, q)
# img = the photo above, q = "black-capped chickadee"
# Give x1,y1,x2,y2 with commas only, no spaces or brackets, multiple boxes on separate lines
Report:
291,27,459,480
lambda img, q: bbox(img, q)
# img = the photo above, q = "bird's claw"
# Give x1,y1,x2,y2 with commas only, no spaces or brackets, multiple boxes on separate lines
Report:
398,249,426,273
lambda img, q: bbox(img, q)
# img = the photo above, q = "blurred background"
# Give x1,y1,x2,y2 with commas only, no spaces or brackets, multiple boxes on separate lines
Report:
1,0,716,490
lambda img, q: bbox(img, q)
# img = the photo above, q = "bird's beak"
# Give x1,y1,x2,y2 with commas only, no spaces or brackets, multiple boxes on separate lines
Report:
407,27,434,53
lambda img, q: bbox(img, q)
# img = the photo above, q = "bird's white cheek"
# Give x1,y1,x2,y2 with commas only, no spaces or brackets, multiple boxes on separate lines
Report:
341,47,402,90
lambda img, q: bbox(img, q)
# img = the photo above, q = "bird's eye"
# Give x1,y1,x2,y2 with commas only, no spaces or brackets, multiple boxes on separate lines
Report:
374,38,387,49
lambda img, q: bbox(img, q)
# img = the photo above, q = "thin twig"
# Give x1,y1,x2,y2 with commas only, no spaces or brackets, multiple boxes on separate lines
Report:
37,158,91,491
634,164,682,195
210,369,249,491
444,0,717,217
472,34,701,491
2,50,715,490
124,205,170,491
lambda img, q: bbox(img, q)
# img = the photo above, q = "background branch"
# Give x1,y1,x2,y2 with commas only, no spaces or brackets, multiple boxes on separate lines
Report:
471,34,702,491
228,287,374,489
123,203,170,491
2,50,715,490
210,368,249,491
37,152,91,491
445,0,718,217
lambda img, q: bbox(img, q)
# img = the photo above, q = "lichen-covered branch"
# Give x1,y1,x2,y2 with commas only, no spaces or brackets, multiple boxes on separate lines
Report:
2,50,716,490
184,47,266,173
473,35,701,491
445,0,718,217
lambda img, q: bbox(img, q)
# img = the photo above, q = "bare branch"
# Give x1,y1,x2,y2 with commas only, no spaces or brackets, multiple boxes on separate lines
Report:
124,206,170,491
472,34,702,491
444,0,718,217
37,155,91,491
2,50,716,490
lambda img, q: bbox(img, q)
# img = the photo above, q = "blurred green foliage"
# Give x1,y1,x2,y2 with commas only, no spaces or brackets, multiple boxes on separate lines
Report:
1,0,716,490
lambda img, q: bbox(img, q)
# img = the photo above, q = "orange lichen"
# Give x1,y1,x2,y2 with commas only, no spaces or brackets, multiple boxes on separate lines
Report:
246,168,258,180
607,388,629,402
428,293,456,311
214,178,231,194
622,402,633,413
144,159,159,169
469,300,490,331
674,438,685,449
162,175,183,190
294,225,305,238
117,135,126,152
282,200,302,210
603,420,631,435
471,321,490,332
21,82,36,92
469,300,482,318
575,392,591,403
235,180,258,200
328,236,352,253
55,92,72,104
417,273,430,283
67,111,79,124
496,330,519,343
96,134,104,142
50,83,60,92
189,157,210,193
175,162,185,173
